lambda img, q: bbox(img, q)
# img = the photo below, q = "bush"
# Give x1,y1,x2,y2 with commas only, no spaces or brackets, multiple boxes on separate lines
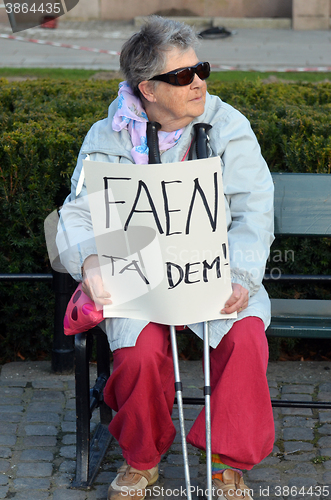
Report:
0,79,119,362
0,78,330,362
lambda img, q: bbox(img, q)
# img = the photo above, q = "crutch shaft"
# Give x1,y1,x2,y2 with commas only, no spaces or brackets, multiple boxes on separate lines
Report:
170,326,192,500
204,322,213,500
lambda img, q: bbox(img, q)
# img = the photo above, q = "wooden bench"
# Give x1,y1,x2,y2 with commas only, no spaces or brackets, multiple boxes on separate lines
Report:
72,172,331,488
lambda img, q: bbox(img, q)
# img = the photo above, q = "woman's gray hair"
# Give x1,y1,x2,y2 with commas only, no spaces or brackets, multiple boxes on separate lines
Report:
120,16,200,95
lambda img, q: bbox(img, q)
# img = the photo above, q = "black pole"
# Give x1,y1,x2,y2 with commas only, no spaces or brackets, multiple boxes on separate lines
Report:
52,270,75,372
146,121,161,164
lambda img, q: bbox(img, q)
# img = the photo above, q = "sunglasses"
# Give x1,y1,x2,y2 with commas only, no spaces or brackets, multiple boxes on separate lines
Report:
149,61,210,86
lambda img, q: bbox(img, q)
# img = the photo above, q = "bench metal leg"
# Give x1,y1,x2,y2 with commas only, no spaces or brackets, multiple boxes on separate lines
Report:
73,331,91,487
96,330,113,425
86,330,113,486
72,329,113,488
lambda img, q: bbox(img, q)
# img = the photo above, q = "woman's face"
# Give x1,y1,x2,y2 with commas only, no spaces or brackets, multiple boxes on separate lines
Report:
143,47,207,132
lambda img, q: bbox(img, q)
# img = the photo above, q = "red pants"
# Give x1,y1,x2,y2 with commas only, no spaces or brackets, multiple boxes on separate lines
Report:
103,317,275,471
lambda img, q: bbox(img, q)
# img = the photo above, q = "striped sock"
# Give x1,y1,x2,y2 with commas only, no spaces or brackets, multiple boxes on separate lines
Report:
212,454,243,480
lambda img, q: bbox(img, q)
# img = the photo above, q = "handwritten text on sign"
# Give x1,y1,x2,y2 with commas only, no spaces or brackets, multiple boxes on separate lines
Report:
84,157,236,325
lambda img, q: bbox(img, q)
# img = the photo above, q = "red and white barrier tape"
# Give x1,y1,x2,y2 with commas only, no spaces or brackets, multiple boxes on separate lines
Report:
0,33,120,56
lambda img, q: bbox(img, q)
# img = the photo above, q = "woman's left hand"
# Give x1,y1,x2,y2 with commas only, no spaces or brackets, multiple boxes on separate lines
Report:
221,283,249,315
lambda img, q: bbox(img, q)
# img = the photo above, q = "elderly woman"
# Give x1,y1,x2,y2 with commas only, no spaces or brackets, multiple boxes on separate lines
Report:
57,16,274,500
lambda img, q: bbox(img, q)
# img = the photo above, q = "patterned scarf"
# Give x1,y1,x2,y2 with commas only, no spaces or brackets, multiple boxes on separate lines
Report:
112,81,183,164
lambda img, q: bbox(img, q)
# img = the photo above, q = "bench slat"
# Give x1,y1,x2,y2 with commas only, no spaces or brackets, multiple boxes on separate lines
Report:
270,298,331,318
267,324,331,338
273,173,331,236
268,298,331,338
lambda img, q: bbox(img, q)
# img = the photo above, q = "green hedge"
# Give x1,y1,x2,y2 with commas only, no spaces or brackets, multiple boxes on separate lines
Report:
0,78,330,362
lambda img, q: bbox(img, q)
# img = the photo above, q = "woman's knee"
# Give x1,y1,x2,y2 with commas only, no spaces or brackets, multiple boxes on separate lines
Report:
113,323,171,372
216,317,268,359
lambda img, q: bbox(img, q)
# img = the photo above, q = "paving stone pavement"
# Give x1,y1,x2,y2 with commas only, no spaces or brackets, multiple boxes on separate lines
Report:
1,360,331,499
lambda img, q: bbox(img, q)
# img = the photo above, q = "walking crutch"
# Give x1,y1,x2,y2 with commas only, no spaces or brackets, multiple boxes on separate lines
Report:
147,119,214,498
170,323,213,500
203,321,213,500
170,325,192,500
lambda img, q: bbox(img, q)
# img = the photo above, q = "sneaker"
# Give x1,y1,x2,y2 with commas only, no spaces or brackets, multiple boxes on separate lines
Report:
107,461,159,500
212,470,253,500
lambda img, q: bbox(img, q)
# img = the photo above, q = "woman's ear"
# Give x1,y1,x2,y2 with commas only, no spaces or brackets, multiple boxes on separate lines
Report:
138,81,156,103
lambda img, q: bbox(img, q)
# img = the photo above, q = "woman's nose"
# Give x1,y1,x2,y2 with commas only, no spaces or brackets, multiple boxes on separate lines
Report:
191,73,205,88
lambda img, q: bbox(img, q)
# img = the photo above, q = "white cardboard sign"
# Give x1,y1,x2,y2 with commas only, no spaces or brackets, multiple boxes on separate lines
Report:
84,156,236,325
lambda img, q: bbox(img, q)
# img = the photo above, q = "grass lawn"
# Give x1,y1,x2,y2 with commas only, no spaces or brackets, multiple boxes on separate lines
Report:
208,70,331,83
0,67,331,82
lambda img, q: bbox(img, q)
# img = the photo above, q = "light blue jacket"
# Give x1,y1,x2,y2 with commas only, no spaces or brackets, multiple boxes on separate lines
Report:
56,91,274,351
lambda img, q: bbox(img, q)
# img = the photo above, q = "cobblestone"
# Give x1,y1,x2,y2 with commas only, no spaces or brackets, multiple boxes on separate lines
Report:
269,388,279,398
31,390,65,402
284,441,314,453
281,408,313,417
19,449,54,461
52,490,88,500
317,392,331,402
282,417,316,428
247,468,281,482
59,445,76,459
28,402,63,413
322,470,331,482
319,412,331,424
319,383,331,392
24,424,58,436
59,460,76,473
318,424,331,435
23,436,57,447
0,424,18,435
32,380,65,389
14,492,51,500
62,434,76,445
16,462,53,477
0,413,21,423
318,436,331,448
0,437,16,447
61,421,76,433
13,477,51,489
284,463,316,475
283,428,314,441
25,411,60,423
281,394,313,401
283,453,316,462
287,477,318,488
281,385,315,394
0,487,9,499
0,406,24,414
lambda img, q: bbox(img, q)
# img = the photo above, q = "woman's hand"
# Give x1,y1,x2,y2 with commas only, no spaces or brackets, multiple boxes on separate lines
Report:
221,283,249,315
81,255,112,307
